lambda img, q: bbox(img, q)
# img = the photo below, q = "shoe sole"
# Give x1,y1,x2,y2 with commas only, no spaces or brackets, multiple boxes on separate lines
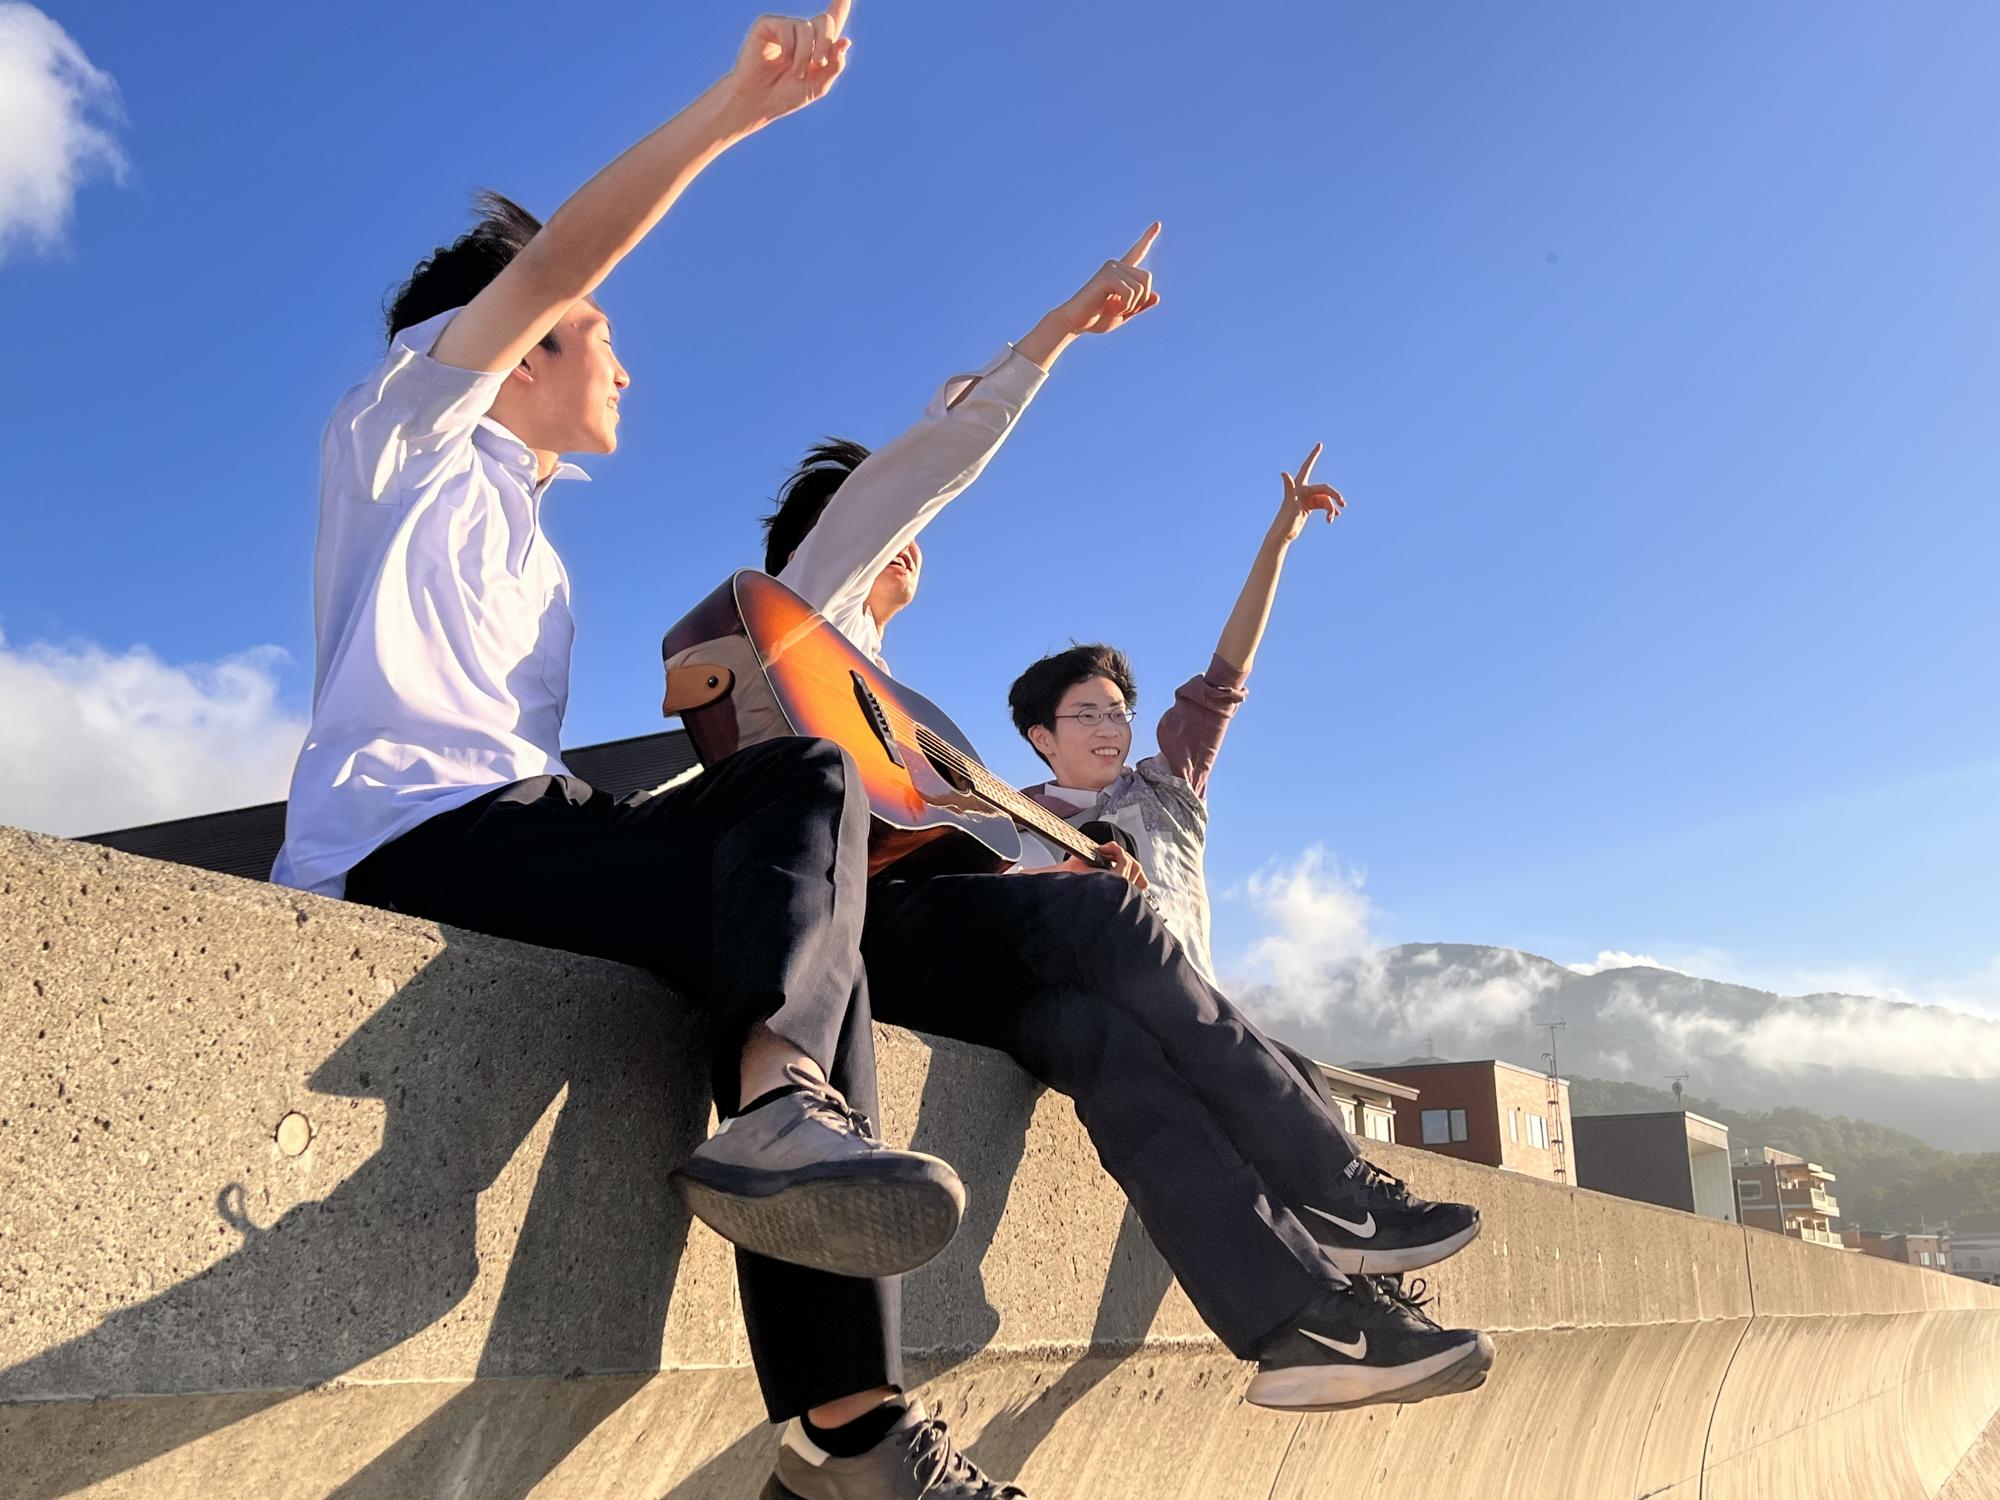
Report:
1244,1330,1496,1413
1321,1218,1481,1275
672,1155,967,1279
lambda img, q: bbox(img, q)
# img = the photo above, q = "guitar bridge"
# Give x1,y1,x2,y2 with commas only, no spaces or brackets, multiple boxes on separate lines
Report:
851,672,906,768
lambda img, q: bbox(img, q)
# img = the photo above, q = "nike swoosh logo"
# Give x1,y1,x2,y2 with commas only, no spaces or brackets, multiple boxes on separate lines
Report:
1301,1327,1368,1359
1307,1205,1376,1238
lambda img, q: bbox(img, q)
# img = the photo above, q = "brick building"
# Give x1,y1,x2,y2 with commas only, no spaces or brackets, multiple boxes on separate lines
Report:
1733,1146,1846,1247
1364,1059,1576,1184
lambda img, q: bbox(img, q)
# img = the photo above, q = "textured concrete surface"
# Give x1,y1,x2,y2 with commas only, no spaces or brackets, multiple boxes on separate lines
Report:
5,823,2000,1498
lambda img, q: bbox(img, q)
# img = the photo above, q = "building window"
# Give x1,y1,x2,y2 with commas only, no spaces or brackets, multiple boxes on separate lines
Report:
1421,1109,1470,1145
1509,1109,1519,1143
1365,1112,1393,1143
1920,1252,1932,1266
1527,1113,1548,1149
1970,1256,1984,1270
1737,1180,1763,1202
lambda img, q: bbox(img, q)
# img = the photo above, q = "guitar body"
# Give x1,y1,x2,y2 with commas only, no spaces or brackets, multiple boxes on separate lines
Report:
662,571,1024,877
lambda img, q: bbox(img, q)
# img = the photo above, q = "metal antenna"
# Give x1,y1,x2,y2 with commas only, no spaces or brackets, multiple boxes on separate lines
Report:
1534,1017,1568,1183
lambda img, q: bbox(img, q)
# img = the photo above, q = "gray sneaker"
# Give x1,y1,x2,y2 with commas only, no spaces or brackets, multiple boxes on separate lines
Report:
767,1403,1026,1499
672,1068,966,1278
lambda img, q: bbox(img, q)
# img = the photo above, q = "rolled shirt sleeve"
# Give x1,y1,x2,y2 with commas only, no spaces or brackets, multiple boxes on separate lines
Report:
778,345,1047,626
331,309,511,503
1149,654,1251,801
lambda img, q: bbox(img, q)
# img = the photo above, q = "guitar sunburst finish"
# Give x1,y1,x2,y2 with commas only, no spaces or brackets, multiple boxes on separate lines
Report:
663,571,1106,878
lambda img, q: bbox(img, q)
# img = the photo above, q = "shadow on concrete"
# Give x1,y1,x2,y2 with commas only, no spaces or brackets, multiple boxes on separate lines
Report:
962,1205,1174,1480
0,938,708,1499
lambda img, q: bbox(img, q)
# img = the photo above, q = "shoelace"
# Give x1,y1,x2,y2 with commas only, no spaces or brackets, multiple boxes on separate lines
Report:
1352,1160,1419,1209
1364,1273,1444,1332
762,1086,880,1150
906,1416,1025,1498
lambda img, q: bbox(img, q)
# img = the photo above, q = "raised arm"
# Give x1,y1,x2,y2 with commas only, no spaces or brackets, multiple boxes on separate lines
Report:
1215,442,1345,673
1153,445,1345,794
433,3,854,374
779,224,1162,619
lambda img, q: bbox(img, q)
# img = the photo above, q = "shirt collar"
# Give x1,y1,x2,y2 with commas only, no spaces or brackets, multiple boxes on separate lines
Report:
474,417,592,487
1043,782,1100,810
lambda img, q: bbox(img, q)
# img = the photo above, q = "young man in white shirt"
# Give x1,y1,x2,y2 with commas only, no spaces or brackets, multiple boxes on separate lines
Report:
270,12,1034,1497
756,249,1495,1464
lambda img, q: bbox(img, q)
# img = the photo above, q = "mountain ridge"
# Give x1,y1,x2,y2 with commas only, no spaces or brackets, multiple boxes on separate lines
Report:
1247,941,2000,1152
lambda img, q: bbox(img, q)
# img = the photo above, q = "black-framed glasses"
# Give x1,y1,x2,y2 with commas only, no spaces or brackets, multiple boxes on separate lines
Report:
1052,708,1136,728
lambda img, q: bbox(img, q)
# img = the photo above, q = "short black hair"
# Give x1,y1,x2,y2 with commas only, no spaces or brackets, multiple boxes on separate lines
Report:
760,438,873,575
1007,644,1140,768
383,190,561,352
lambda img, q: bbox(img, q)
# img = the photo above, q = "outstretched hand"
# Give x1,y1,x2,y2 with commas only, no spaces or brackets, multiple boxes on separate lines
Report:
1054,223,1163,336
1271,442,1346,544
724,0,854,127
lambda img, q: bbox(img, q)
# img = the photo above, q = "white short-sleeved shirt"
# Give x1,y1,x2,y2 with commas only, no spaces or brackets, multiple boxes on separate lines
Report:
271,309,589,898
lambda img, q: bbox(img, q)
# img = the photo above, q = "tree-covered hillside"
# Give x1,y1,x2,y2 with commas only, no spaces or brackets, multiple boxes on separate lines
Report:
1568,1076,2000,1233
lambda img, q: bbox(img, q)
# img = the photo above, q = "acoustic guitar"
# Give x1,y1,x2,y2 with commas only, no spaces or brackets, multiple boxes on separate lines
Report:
660,570,1111,877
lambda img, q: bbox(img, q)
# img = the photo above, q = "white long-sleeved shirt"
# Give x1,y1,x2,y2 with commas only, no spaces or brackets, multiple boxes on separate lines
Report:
271,309,588,898
777,344,1047,666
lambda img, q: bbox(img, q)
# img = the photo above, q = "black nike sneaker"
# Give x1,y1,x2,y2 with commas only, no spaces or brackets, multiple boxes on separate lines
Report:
1245,1274,1494,1412
1297,1157,1481,1274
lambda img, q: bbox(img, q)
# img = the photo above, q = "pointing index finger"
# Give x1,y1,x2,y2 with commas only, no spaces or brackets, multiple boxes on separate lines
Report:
1121,222,1161,266
824,0,852,40
1296,442,1323,486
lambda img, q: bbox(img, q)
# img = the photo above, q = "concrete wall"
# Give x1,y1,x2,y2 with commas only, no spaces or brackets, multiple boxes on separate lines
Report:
5,824,2000,1499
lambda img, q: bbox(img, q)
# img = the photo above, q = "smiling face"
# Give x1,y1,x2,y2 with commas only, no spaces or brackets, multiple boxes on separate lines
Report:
492,300,630,457
1026,674,1133,791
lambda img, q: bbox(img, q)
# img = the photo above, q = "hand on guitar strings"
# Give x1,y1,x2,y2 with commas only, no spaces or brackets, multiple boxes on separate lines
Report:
1048,840,1150,892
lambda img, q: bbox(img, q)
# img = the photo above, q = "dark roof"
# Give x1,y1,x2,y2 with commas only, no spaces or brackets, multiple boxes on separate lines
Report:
77,729,699,883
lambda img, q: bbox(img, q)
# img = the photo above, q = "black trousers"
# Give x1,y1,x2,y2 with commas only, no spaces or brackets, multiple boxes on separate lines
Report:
345,740,906,1418
347,751,1368,1417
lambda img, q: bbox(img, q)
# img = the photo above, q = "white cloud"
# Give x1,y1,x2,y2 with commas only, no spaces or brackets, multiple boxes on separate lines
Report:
1226,848,1561,1043
1600,973,2000,1081
1237,845,1379,995
1566,950,1685,977
0,629,305,836
0,4,126,260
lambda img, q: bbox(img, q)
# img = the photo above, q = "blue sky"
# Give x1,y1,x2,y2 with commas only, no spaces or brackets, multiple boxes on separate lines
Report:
2,1,1996,1012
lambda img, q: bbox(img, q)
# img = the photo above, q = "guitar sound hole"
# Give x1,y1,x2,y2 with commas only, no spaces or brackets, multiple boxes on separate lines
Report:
922,744,974,793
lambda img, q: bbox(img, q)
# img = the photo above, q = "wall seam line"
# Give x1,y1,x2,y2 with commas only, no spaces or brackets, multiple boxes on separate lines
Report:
1696,1223,1758,1500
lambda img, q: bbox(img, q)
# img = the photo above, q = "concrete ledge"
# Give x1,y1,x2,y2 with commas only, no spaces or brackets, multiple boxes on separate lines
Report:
5,824,2000,1498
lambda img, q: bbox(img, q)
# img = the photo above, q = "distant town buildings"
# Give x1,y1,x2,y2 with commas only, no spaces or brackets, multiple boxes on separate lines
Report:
1948,1231,2000,1286
1843,1229,1951,1271
1308,1062,1413,1145
1573,1110,1736,1223
1734,1146,1848,1247
1366,1060,1576,1184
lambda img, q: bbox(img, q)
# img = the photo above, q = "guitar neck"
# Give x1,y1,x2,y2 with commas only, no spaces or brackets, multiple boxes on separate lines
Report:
979,781,1110,868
